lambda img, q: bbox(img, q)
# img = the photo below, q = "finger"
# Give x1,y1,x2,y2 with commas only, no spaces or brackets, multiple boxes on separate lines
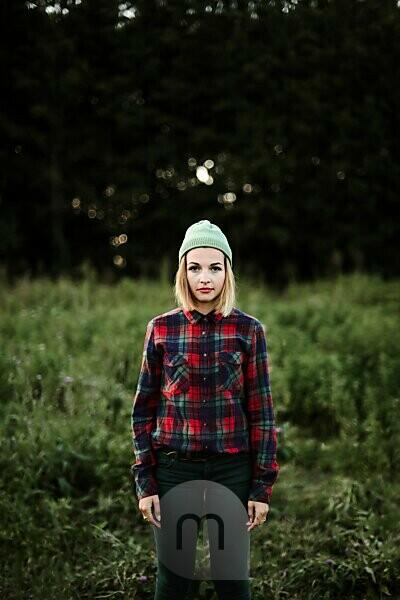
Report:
145,509,161,529
247,507,256,532
256,510,266,524
257,512,267,525
247,503,254,525
140,504,152,518
248,511,263,531
153,497,161,522
148,501,162,528
149,513,161,528
141,507,152,521
247,520,257,532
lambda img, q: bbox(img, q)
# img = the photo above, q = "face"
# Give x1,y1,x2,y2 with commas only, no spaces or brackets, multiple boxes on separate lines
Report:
185,247,226,313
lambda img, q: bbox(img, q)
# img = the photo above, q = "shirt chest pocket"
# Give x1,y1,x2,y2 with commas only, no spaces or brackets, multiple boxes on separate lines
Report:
162,352,190,395
217,351,244,392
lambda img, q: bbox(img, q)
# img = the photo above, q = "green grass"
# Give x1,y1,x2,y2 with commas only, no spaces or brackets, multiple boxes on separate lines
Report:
0,270,399,599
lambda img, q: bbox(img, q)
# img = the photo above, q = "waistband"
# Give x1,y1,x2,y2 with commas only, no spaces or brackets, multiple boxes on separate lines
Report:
156,447,249,462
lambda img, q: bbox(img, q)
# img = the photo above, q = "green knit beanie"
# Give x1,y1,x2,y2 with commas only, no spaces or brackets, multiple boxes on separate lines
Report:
179,219,232,267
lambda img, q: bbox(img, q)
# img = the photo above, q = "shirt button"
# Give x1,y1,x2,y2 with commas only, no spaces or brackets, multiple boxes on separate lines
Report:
203,422,207,426
203,353,207,357
203,376,206,381
203,399,206,403
202,331,206,335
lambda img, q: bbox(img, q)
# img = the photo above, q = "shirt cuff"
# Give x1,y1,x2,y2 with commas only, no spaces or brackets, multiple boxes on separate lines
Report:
248,480,273,504
131,467,159,501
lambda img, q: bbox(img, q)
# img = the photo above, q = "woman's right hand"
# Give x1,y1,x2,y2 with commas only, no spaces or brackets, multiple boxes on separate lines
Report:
139,494,161,528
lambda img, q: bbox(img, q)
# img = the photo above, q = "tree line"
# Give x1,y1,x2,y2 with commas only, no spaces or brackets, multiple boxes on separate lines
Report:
1,0,399,285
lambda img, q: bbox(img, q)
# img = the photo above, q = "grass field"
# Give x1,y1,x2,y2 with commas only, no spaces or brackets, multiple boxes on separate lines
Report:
0,271,399,599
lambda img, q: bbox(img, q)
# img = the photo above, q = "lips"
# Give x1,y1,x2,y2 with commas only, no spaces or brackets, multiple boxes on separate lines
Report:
198,288,213,291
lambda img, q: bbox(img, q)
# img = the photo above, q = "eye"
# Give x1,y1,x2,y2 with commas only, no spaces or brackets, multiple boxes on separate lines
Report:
188,266,222,272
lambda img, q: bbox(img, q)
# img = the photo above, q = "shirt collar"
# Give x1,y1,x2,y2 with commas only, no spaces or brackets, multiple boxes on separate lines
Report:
183,307,224,324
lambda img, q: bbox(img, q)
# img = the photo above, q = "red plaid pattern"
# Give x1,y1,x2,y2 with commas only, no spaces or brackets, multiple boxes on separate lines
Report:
131,306,280,504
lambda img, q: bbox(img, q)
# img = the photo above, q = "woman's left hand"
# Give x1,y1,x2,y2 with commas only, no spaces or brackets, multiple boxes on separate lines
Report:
247,500,269,531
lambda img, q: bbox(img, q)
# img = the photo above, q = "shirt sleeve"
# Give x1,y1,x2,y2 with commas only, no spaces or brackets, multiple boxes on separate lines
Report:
130,319,162,501
244,321,280,504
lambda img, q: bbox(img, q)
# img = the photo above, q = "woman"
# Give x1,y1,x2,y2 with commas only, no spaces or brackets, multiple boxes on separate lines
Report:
131,219,280,600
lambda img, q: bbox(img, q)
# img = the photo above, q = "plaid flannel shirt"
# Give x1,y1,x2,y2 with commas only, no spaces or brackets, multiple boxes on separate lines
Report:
131,306,279,504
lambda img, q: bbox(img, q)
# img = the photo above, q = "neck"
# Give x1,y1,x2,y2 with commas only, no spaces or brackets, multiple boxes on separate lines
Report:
193,304,216,315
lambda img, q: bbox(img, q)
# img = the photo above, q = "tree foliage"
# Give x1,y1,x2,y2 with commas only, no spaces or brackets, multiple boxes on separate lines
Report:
1,0,399,283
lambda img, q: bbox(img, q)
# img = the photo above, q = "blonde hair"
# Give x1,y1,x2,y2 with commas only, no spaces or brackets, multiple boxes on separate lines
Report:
174,253,236,318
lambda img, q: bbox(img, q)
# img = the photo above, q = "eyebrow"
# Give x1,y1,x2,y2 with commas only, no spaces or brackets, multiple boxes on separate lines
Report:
188,261,223,266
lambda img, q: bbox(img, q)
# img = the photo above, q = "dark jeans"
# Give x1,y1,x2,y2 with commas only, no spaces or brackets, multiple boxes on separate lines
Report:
152,449,252,600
